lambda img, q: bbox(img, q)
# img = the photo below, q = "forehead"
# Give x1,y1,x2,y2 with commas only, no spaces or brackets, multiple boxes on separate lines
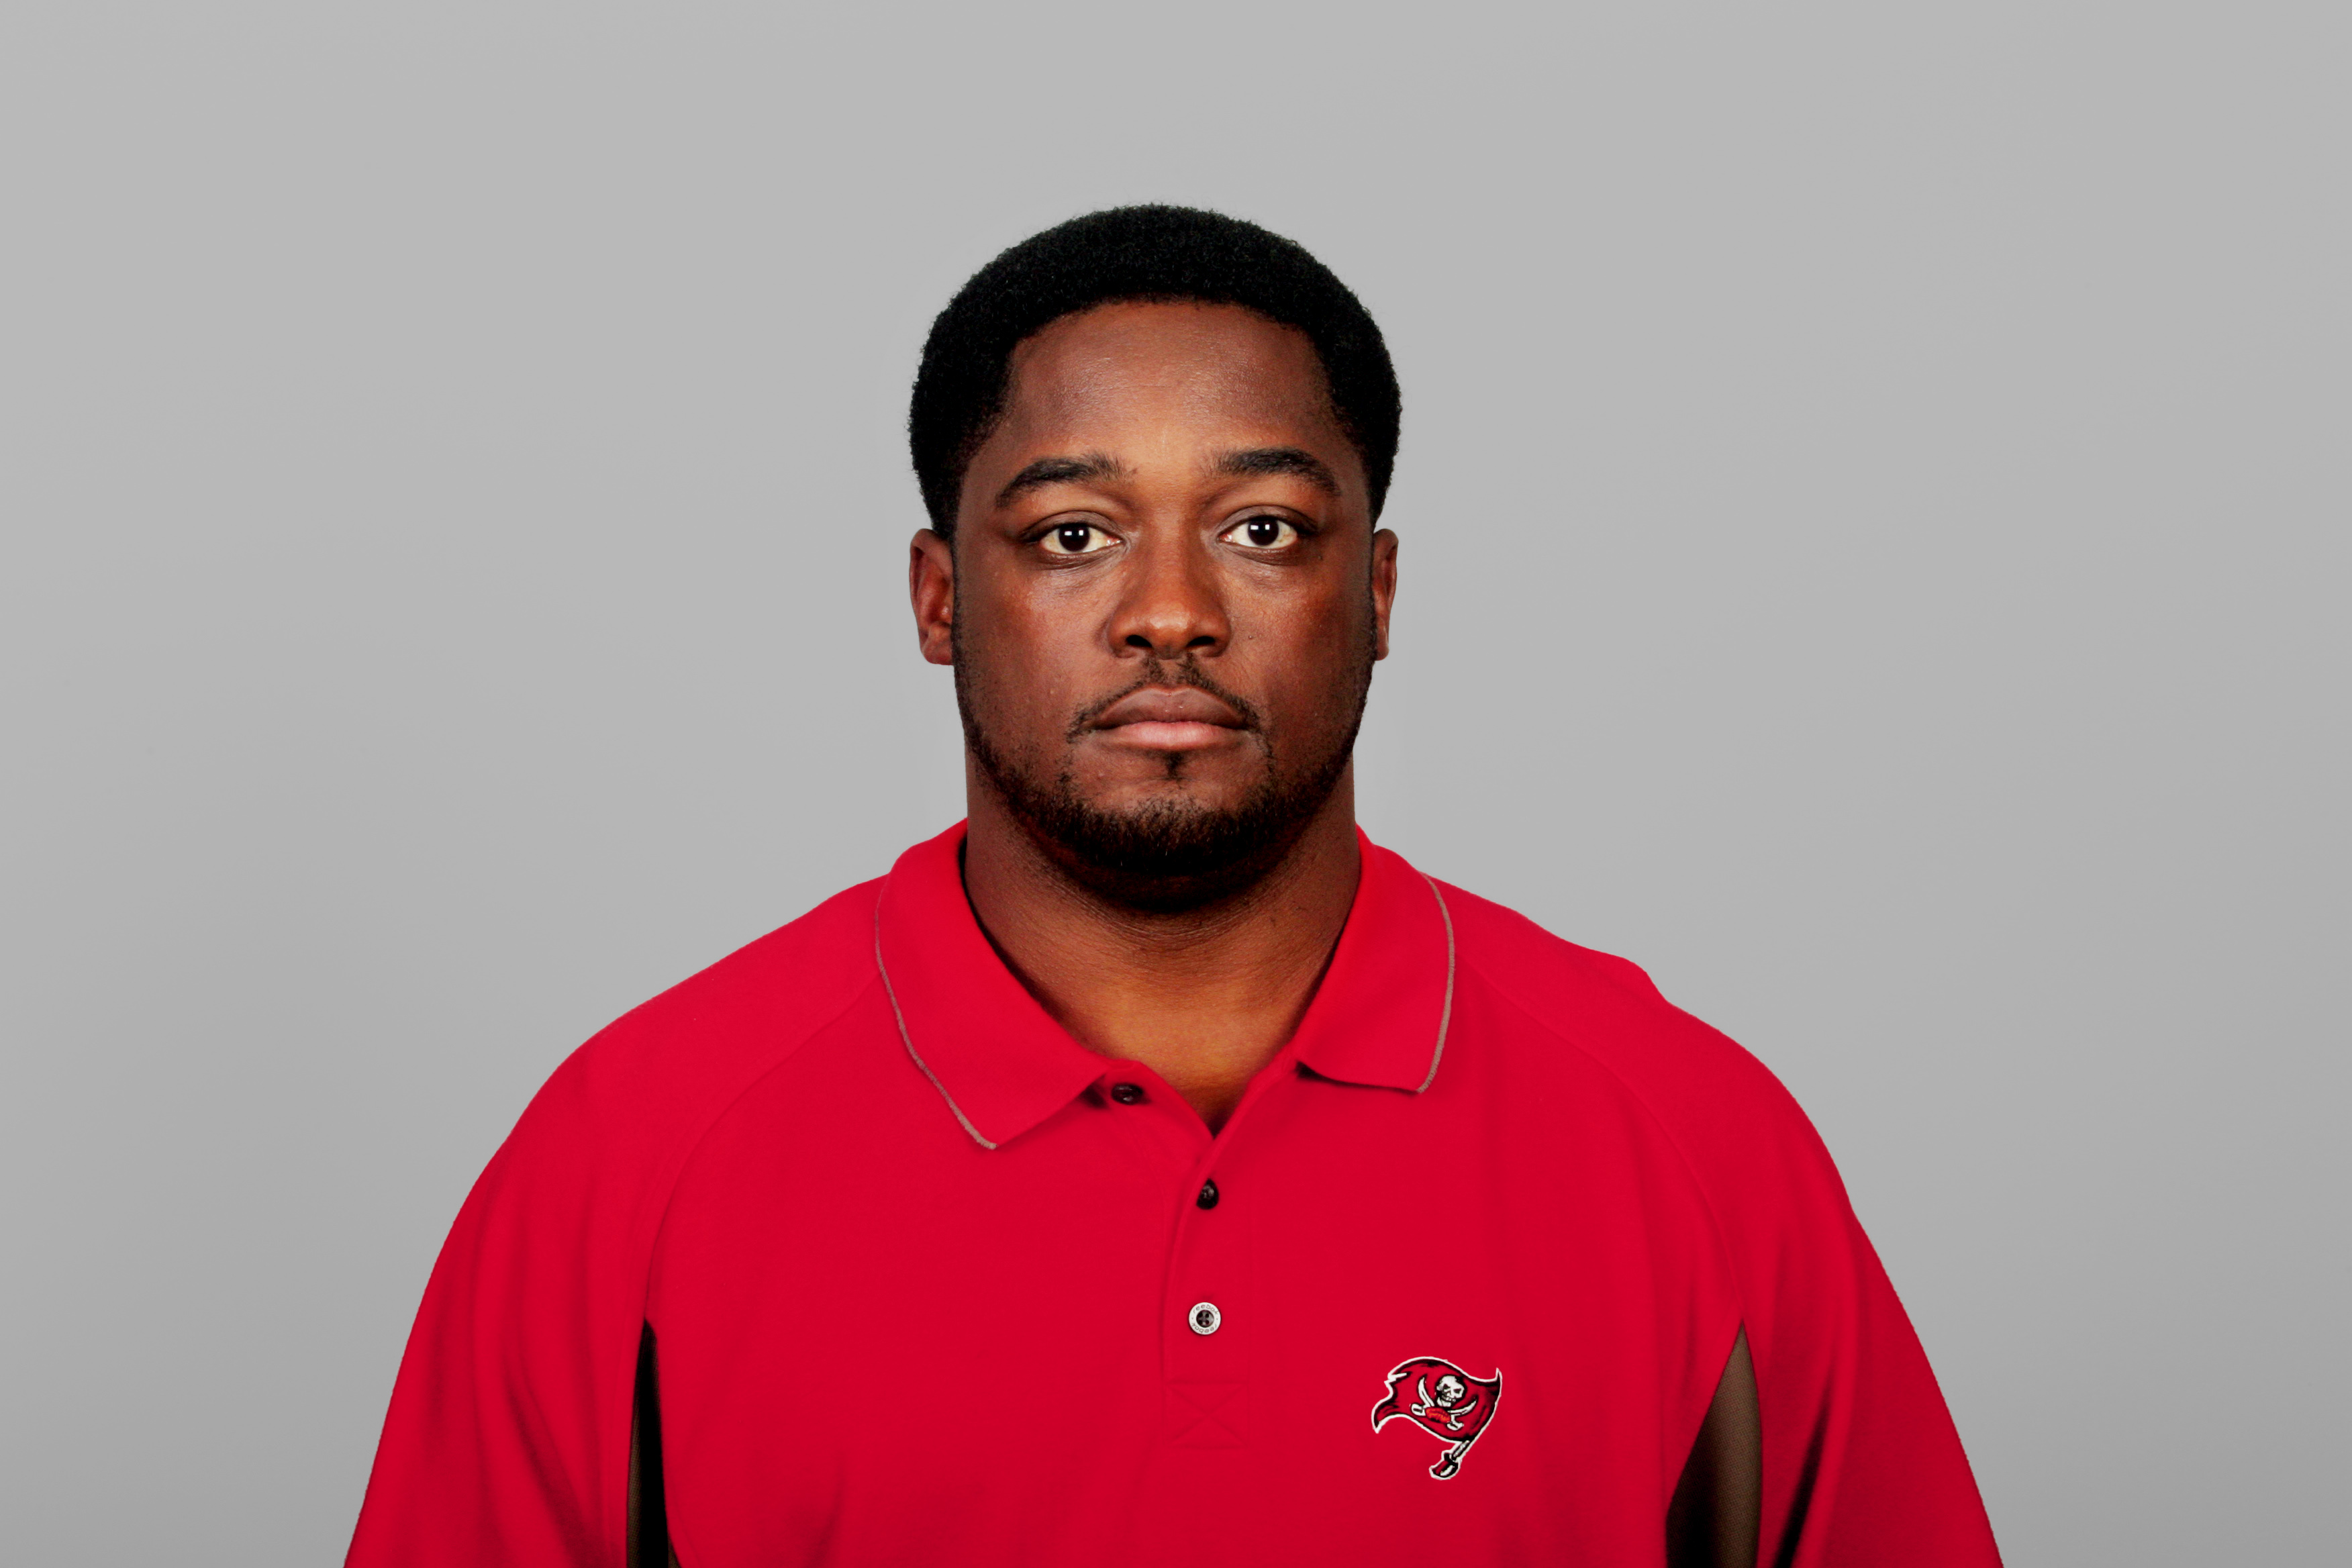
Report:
995,301,1341,447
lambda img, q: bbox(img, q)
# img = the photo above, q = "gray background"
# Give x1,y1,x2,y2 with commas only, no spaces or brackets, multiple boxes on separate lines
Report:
1,4,2342,1563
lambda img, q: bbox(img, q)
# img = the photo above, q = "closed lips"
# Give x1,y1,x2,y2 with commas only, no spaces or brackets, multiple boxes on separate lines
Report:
1089,687,1246,730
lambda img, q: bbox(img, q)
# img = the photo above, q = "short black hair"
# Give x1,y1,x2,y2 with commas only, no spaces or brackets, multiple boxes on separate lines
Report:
909,205,1400,534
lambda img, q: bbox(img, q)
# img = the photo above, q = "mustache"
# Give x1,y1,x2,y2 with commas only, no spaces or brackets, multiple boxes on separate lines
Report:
1066,659,1265,742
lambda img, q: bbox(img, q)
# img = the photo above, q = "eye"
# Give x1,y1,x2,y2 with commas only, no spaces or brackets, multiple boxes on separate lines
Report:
1038,521,1118,556
1223,513,1301,550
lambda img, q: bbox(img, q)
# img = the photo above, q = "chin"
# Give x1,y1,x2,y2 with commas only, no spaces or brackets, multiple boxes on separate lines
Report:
993,774,1320,914
963,698,1360,914
1085,776,1259,820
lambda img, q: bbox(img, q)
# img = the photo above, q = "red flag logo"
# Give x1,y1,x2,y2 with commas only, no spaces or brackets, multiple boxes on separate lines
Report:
1370,1356,1502,1479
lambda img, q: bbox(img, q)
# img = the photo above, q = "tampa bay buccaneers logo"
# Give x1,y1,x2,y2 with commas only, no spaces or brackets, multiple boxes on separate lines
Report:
1371,1356,1502,1479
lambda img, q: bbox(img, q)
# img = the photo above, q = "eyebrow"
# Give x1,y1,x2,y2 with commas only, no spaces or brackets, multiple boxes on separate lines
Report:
990,445,1343,509
1214,446,1341,497
993,452,1126,508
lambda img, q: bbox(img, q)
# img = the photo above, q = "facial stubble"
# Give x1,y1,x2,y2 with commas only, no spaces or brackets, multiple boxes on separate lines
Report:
953,609,1377,914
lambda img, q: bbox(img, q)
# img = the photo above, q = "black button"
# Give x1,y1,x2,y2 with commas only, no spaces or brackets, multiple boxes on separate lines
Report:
1110,1082,1145,1105
1196,1179,1220,1210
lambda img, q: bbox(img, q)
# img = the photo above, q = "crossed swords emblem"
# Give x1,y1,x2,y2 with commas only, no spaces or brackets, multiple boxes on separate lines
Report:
1409,1374,1471,1431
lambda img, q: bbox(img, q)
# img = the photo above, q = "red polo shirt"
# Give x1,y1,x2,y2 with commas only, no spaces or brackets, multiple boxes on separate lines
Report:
348,826,1998,1565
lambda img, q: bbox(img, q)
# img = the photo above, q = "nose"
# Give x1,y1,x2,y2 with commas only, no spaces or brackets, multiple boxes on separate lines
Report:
1109,530,1229,661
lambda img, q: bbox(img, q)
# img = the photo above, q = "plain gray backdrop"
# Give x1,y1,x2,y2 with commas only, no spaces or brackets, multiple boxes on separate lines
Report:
2,5,2343,1563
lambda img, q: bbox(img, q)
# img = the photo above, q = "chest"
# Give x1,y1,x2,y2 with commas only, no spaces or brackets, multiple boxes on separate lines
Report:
646,1067,1735,1566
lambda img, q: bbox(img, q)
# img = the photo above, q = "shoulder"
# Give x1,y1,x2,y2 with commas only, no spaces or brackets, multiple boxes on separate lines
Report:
1438,879,1848,1206
1420,890,1996,1557
350,883,889,1561
495,877,886,1198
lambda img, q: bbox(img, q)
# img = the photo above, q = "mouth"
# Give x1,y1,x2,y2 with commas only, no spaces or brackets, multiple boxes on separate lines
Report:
1081,683,1252,753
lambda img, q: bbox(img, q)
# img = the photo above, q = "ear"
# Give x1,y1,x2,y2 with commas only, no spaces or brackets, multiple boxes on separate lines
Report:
1369,527,1400,661
909,530,957,666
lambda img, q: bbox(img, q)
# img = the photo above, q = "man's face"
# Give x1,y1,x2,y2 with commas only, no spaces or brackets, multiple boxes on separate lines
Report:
912,301,1397,906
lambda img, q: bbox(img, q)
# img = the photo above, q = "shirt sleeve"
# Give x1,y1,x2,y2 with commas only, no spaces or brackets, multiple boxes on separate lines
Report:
1585,950,2002,1566
1448,891,2002,1565
343,885,876,1566
344,1064,648,1567
1736,1122,2000,1565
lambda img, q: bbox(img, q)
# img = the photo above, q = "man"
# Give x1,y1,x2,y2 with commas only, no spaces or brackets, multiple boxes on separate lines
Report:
348,206,2000,1566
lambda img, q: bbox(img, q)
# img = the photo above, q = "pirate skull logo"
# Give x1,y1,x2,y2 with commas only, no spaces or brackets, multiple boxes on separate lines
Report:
1371,1356,1503,1479
1408,1372,1471,1429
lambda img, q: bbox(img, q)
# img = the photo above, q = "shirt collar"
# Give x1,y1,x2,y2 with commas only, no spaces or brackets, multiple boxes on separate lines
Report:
873,822,1457,1150
1286,830,1457,1093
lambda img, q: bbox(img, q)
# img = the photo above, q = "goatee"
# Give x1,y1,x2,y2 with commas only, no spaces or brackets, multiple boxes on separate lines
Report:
954,648,1369,915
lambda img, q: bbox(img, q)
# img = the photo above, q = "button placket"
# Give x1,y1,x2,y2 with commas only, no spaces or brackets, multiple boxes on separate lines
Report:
1164,1157,1255,1449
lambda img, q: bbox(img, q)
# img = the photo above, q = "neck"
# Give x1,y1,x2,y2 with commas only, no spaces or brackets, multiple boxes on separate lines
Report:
959,761,1363,1131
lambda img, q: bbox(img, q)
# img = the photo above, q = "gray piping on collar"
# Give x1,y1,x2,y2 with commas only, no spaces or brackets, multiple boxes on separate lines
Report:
1414,873,1458,1094
873,900,997,1150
